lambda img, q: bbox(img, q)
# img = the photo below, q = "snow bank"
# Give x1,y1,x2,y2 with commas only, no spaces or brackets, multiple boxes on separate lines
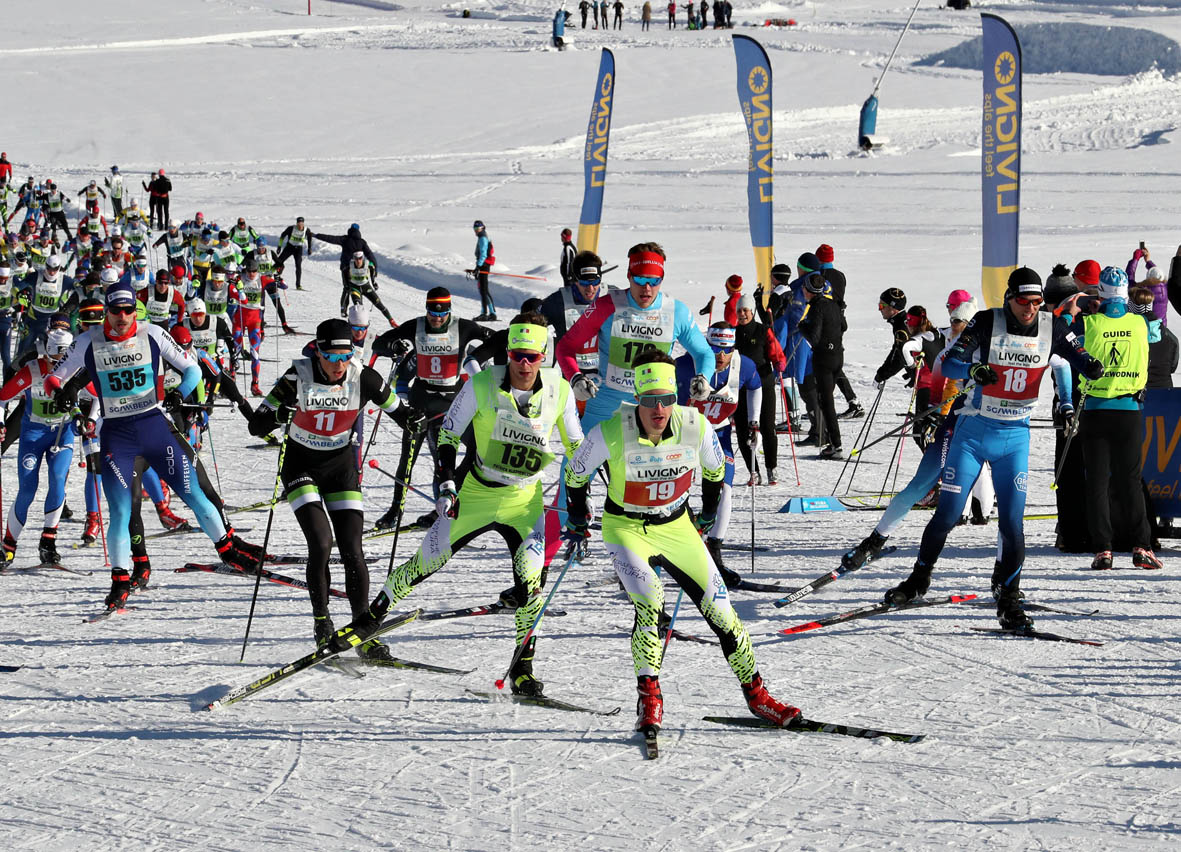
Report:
917,22,1181,76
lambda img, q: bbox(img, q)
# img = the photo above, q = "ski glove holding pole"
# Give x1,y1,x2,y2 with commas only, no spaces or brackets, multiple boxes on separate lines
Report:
435,480,459,519
570,372,599,401
969,363,999,385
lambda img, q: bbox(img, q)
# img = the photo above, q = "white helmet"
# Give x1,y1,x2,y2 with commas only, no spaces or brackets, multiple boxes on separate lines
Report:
1147,266,1165,283
353,251,365,262
46,255,63,270
111,224,123,237
187,298,207,315
348,303,371,326
0,266,11,278
169,219,180,229
46,328,74,357
100,267,121,286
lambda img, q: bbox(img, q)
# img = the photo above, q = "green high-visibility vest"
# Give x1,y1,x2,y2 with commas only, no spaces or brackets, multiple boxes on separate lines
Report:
1083,310,1148,398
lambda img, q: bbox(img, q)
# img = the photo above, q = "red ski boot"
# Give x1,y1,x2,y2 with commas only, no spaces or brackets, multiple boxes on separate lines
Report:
156,502,189,531
82,512,102,544
635,675,664,731
743,673,801,727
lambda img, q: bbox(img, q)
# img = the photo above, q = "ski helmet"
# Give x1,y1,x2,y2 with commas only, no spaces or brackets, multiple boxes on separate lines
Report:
561,228,572,242
256,236,267,247
100,267,121,287
352,251,365,263
45,328,73,358
111,165,119,173
187,298,207,316
949,296,979,323
1097,266,1129,301
46,255,63,270
472,220,485,231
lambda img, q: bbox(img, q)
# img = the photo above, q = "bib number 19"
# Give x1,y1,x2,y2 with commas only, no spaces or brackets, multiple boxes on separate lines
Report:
645,481,676,502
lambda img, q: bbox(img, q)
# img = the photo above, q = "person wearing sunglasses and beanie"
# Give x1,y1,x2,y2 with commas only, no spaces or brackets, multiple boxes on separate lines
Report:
330,313,582,694
45,284,264,613
886,268,1105,631
249,318,422,657
369,287,493,530
555,242,714,436
562,350,801,738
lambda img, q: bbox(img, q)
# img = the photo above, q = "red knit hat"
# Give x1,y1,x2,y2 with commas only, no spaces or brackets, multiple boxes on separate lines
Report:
1073,259,1100,287
725,274,743,293
815,244,835,264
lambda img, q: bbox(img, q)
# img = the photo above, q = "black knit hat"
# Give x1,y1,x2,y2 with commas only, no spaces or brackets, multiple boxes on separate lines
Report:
879,287,907,311
316,318,353,350
1043,263,1077,306
797,252,820,273
1006,266,1043,299
803,272,827,294
771,263,792,284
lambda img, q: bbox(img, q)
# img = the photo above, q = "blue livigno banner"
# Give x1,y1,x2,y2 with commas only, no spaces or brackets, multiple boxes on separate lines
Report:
577,48,615,256
732,35,774,299
1141,388,1181,518
980,13,1021,308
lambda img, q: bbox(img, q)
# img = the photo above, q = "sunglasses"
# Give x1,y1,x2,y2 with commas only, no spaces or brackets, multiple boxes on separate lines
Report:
632,276,662,289
577,277,601,287
426,308,450,318
108,305,136,316
350,324,368,334
508,350,544,364
321,350,353,363
638,392,676,409
710,345,734,354
1012,295,1043,307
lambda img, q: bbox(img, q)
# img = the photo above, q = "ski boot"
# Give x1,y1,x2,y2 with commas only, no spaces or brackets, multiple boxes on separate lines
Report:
742,672,801,726
842,529,888,570
635,675,663,731
313,615,336,649
765,467,778,486
1132,547,1163,570
105,569,132,610
746,470,762,487
415,510,438,529
38,530,60,566
251,382,263,397
1090,550,1113,571
357,638,395,662
372,506,401,531
156,501,189,531
2,531,17,565
884,561,932,606
215,533,262,573
82,512,102,544
498,583,526,609
282,324,297,335
839,401,865,420
706,537,742,589
795,432,820,447
994,585,1033,631
508,637,543,696
130,555,152,591
60,502,74,520
969,497,988,525
819,444,845,460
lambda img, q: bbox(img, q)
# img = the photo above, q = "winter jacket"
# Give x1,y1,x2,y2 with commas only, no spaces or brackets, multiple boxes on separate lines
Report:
1146,318,1178,389
314,225,375,269
1127,249,1167,326
798,294,844,368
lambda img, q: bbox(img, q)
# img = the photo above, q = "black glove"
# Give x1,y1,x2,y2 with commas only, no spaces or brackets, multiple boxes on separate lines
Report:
392,337,413,358
916,411,944,448
969,363,999,385
561,515,591,559
1083,358,1105,381
392,404,425,433
903,366,917,388
164,389,184,412
53,386,77,413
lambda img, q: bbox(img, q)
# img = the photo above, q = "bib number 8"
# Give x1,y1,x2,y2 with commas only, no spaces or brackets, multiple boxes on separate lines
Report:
1002,368,1027,394
431,356,442,375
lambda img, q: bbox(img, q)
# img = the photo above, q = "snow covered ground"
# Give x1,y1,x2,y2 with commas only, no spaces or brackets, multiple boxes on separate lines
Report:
2,0,1180,848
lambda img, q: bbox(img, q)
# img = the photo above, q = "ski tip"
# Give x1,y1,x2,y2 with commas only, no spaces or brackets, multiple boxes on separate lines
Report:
780,622,821,635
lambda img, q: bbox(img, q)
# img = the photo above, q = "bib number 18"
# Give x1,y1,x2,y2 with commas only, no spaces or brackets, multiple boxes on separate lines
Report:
1002,368,1027,394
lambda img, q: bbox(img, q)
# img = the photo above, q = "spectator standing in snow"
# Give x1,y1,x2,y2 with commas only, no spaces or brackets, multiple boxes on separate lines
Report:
600,0,608,26
641,1,651,29
723,0,732,26
699,0,708,28
104,166,125,219
0,152,11,185
579,0,589,26
613,0,624,28
1127,244,1167,327
668,1,676,28
687,2,696,28
591,0,599,28
712,0,723,27
142,169,172,229
471,220,496,321
559,228,577,285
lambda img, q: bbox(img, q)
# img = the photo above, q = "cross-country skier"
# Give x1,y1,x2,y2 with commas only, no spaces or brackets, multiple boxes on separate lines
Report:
676,322,761,588
45,283,263,610
276,217,313,290
564,350,801,733
248,318,421,655
251,239,295,333
104,166,124,219
0,328,82,566
15,254,74,361
330,313,582,690
558,229,577,285
884,268,1105,631
368,287,493,529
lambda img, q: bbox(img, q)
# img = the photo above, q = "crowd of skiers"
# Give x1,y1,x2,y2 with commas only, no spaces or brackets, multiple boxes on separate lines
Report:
3,149,1178,734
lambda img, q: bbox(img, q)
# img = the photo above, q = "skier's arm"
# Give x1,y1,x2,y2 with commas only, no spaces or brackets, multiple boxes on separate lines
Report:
435,380,478,482
698,423,726,519
565,422,611,521
554,382,584,457
940,311,990,380
1051,316,1103,376
462,329,504,376
1049,354,1073,408
555,295,613,379
0,363,34,404
675,301,714,375
742,361,762,417
358,365,403,416
370,323,415,359
151,325,201,396
277,225,292,253
314,232,344,247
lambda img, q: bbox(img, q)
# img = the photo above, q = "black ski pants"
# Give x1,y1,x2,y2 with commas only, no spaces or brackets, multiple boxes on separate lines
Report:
276,245,304,287
1081,407,1151,553
812,361,842,450
736,367,778,472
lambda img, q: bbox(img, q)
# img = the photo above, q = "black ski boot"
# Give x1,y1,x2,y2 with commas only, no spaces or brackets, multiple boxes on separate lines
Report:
357,638,395,662
60,502,74,520
105,569,132,610
884,561,932,606
130,556,152,591
509,637,543,696
372,506,400,531
994,584,1033,631
38,530,60,566
415,510,438,529
842,530,889,570
498,584,526,608
706,537,741,588
313,615,337,649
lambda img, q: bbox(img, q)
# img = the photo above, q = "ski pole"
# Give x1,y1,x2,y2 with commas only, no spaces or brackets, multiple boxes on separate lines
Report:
239,418,291,662
871,0,922,98
206,411,224,495
367,459,436,506
833,380,885,495
91,458,108,565
495,544,577,690
660,585,684,662
776,373,801,486
850,382,974,459
878,375,920,503
1051,392,1087,491
750,460,757,576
